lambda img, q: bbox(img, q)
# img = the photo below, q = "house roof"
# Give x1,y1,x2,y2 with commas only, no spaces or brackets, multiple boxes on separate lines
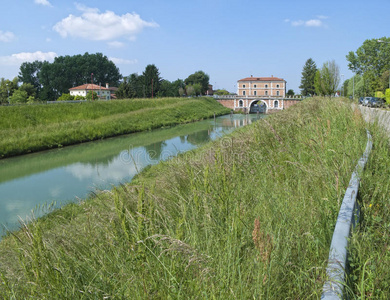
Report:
69,84,110,91
238,76,285,82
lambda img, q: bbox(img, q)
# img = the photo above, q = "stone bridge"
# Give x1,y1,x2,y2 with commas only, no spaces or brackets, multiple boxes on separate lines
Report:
214,95,303,114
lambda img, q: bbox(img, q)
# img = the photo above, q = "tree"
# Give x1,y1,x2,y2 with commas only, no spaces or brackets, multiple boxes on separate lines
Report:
214,89,230,95
142,64,161,98
19,53,122,101
86,91,98,100
19,83,36,98
347,37,390,94
19,61,43,95
0,77,18,104
116,73,143,99
287,89,295,97
299,58,317,96
184,71,210,95
314,60,340,96
9,90,28,104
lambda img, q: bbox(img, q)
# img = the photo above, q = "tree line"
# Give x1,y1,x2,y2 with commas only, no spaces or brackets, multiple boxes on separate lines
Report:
0,52,212,104
299,36,390,99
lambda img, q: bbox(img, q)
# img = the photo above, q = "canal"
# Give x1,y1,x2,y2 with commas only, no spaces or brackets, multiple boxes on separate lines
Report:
0,114,263,235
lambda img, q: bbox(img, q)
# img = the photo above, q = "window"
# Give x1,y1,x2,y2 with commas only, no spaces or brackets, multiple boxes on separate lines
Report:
265,91,268,96
274,100,279,108
276,91,280,96
243,84,246,88
254,91,257,96
254,84,257,88
276,84,280,88
265,84,268,88
239,100,243,107
243,91,246,96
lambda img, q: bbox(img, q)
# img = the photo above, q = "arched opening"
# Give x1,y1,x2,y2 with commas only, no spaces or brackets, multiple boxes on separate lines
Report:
274,100,279,108
249,100,267,114
238,99,243,107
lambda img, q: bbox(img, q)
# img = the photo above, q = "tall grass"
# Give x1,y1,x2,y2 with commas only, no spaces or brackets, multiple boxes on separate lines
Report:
0,97,368,298
0,97,230,158
346,121,390,298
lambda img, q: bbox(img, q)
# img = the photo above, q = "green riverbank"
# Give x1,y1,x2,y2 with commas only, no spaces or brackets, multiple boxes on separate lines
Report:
0,97,230,158
0,97,369,298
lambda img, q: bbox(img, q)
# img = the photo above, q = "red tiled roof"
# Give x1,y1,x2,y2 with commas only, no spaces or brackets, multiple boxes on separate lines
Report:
238,76,285,82
69,84,110,91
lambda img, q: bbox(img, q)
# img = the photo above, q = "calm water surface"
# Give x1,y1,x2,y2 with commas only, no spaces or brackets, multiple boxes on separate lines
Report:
0,114,263,235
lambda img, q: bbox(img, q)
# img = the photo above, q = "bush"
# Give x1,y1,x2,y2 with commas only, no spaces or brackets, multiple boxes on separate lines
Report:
57,93,75,101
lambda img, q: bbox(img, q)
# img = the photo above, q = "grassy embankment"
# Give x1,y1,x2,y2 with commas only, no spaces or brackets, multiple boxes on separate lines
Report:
346,120,390,298
0,97,368,298
0,97,230,158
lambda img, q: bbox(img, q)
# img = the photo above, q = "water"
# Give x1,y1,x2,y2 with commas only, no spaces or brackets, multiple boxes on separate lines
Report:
0,114,263,234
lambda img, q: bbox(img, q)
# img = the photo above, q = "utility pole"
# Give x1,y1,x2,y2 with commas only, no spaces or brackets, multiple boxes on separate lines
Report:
91,73,94,101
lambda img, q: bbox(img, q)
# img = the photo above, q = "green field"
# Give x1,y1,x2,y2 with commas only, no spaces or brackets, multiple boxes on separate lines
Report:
0,97,230,158
0,97,376,298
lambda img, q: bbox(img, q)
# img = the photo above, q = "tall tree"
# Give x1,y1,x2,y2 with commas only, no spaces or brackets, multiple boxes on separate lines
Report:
314,60,340,96
299,58,317,96
346,37,390,94
184,71,210,95
142,64,161,98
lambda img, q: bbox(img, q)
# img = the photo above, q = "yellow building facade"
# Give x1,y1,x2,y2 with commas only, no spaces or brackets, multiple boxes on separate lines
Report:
237,76,286,97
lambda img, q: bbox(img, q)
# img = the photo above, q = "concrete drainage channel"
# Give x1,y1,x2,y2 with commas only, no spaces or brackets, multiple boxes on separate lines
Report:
321,128,372,299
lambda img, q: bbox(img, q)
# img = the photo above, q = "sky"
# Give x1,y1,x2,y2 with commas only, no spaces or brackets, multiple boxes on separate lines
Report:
0,0,389,94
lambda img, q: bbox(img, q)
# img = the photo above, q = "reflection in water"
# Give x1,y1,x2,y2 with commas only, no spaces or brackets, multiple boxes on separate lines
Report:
0,114,264,234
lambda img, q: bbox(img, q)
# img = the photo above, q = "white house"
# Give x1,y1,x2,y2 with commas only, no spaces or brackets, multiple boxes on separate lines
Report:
69,83,111,100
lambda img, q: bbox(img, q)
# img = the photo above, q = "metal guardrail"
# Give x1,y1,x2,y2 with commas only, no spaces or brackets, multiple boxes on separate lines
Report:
321,129,372,299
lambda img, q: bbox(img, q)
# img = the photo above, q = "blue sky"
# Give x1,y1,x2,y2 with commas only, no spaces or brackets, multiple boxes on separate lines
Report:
1,0,389,94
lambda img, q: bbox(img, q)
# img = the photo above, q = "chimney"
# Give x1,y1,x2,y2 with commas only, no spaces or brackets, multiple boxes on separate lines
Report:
251,75,253,77
106,83,109,89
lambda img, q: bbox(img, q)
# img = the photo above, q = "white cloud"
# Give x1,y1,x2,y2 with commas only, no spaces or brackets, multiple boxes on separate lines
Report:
287,17,327,28
108,41,125,48
34,0,52,7
0,51,57,66
53,4,159,42
109,57,138,65
305,19,323,27
0,30,15,42
291,20,304,26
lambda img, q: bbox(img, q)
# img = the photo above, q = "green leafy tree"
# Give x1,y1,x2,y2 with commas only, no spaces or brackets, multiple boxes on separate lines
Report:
214,89,230,95
287,89,295,97
185,71,210,95
116,73,143,99
18,61,43,95
9,90,28,104
314,60,340,96
142,64,161,98
19,83,36,98
299,58,317,96
0,77,18,104
347,37,390,94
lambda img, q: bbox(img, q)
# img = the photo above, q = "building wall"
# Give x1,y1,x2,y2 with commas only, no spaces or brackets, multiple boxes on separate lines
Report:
237,80,286,97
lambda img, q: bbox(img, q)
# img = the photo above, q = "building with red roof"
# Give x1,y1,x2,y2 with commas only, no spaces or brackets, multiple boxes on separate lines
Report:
69,83,112,100
237,75,286,97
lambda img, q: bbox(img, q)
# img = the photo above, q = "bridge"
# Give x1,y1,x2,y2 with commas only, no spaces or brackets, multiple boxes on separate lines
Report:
213,95,303,114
